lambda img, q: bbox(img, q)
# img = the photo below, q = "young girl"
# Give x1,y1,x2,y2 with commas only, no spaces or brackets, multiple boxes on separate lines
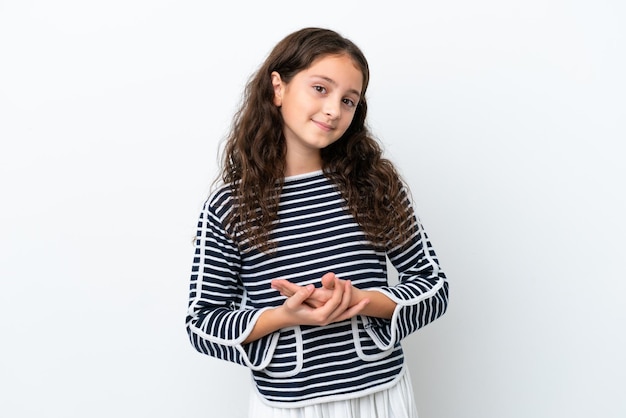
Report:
186,27,449,418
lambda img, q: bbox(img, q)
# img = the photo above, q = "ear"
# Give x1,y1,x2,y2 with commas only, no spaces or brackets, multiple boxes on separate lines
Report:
271,71,283,107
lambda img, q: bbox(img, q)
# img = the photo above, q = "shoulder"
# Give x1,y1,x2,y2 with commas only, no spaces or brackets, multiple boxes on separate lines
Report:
202,182,234,220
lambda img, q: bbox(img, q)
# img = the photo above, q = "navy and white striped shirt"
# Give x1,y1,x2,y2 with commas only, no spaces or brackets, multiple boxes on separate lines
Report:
186,170,449,407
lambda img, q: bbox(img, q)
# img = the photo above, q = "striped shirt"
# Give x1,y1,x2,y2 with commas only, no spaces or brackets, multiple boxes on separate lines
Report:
186,170,449,408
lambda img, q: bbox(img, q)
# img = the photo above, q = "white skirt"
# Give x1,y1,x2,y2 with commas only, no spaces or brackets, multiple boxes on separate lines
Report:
248,367,418,418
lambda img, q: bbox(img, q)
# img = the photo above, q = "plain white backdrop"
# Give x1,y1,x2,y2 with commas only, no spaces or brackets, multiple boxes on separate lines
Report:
1,1,625,417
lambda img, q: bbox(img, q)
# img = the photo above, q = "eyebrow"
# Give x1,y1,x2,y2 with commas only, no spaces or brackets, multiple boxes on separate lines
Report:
312,75,362,98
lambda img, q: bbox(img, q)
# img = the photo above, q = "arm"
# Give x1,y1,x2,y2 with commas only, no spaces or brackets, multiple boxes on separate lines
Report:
186,196,278,369
351,287,396,319
271,199,449,347
367,207,449,347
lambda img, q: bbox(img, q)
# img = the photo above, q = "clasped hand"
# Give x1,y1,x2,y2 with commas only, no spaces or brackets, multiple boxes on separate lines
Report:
271,272,370,327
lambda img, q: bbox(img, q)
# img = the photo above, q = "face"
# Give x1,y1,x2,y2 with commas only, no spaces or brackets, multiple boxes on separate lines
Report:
272,54,363,163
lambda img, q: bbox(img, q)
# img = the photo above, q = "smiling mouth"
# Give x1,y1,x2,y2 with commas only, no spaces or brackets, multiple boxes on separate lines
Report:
313,120,334,132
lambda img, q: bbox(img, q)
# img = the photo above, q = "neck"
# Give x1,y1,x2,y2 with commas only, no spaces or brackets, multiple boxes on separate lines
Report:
285,164,322,177
284,149,323,177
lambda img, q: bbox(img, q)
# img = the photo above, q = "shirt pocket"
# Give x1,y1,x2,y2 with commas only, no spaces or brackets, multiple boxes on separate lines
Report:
352,315,396,361
262,326,303,378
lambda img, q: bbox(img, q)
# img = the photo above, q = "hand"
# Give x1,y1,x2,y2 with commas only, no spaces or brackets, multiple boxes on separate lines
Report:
274,274,369,327
272,272,360,309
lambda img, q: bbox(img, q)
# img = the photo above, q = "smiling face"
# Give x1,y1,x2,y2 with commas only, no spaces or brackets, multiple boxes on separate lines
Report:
271,54,364,175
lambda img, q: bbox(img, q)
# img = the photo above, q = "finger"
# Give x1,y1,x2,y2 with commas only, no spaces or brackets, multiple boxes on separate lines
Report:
285,284,315,308
330,282,369,322
323,278,352,322
319,280,363,325
304,299,321,309
332,280,355,317
271,278,288,290
302,278,341,324
303,293,325,309
321,272,336,289
338,279,353,310
333,298,370,323
271,279,297,297
326,277,345,307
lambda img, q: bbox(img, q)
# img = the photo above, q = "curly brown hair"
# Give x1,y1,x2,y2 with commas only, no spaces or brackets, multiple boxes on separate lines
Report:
219,27,414,252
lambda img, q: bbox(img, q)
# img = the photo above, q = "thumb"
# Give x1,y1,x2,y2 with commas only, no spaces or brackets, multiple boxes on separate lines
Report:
321,272,336,289
289,284,315,305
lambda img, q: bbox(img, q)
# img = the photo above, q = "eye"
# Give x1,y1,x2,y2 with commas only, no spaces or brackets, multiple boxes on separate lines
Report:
342,98,357,108
313,85,327,94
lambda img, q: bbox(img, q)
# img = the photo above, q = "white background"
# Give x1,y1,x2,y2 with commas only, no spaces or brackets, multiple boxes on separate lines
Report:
1,1,625,417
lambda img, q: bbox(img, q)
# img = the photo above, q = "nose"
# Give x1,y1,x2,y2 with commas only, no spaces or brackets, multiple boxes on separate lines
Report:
323,98,341,119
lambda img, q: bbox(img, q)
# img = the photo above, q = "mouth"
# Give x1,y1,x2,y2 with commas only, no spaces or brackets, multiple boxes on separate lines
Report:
312,120,334,132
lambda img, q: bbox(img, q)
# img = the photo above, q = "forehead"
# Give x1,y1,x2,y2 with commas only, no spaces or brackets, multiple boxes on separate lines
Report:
300,54,364,94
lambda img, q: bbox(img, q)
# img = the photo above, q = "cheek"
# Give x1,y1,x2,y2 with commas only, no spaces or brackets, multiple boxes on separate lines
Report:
281,95,307,119
340,113,356,131
281,105,300,125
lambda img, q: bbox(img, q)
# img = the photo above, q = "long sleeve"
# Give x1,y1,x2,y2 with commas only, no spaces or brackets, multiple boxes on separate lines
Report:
356,199,449,354
186,172,448,405
185,193,280,370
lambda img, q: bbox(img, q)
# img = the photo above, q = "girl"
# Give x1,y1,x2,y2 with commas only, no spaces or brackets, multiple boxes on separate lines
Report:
186,27,449,418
